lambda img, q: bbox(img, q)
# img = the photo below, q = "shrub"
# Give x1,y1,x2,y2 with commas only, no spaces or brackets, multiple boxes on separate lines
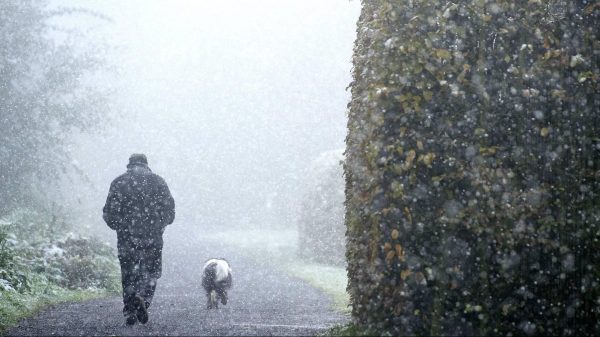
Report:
48,237,120,291
345,1,599,335
0,210,119,294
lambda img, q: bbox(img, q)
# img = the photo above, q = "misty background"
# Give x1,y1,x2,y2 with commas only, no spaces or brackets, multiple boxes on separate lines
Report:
50,0,360,240
0,1,358,328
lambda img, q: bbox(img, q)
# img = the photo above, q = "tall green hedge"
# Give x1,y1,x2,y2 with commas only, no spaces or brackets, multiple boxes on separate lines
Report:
345,1,599,335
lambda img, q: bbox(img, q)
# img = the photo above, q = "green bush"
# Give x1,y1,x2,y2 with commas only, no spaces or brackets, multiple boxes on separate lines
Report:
0,210,120,332
0,229,10,268
49,237,120,292
0,210,120,293
0,225,31,293
345,1,599,336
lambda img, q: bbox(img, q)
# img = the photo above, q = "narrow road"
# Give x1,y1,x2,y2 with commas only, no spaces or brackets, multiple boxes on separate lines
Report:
7,234,348,336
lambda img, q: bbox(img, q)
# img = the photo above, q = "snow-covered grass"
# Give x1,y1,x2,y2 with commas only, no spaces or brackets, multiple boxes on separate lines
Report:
0,279,112,333
284,262,349,313
0,210,120,333
318,323,369,337
202,228,350,313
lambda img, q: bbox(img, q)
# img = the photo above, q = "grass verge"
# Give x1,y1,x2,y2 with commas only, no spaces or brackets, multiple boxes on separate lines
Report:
0,210,121,334
318,323,374,336
0,281,117,334
283,262,349,313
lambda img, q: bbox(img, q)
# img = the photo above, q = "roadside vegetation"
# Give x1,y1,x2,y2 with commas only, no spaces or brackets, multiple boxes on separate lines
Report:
1,2,114,333
0,210,120,333
319,323,371,337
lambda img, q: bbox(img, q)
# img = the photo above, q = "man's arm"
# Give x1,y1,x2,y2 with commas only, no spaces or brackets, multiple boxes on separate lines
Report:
159,178,175,225
103,180,123,231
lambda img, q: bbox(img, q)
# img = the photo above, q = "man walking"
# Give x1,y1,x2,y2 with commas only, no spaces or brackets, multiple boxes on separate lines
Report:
103,154,175,325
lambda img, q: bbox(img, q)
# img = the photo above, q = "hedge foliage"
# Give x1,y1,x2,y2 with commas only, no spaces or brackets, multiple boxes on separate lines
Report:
345,1,599,335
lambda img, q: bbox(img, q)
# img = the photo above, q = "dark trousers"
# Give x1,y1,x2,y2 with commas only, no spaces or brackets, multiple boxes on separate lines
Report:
117,238,163,315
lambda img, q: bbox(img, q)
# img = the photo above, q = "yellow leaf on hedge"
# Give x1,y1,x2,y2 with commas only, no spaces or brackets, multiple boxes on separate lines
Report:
417,140,424,150
386,250,396,262
540,127,550,137
404,149,416,168
435,49,451,60
395,244,405,261
423,91,433,101
421,152,435,166
384,242,392,252
404,207,413,224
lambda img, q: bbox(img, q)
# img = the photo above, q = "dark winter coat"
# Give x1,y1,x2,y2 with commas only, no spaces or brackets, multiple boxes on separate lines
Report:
103,163,175,248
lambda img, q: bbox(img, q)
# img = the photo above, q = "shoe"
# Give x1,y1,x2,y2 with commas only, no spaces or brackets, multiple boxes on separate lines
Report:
126,313,137,325
133,295,149,324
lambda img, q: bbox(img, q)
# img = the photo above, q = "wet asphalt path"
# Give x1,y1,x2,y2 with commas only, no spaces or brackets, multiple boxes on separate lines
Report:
7,235,348,336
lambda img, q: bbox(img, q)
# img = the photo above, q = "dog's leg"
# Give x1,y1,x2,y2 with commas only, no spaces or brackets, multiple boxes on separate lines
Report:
209,290,218,309
220,290,228,305
206,291,212,309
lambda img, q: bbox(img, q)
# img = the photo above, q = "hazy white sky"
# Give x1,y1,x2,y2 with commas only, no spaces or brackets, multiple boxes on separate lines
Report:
51,0,361,236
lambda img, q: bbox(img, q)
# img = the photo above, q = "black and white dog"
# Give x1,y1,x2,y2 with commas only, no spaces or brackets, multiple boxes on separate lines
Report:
201,258,232,309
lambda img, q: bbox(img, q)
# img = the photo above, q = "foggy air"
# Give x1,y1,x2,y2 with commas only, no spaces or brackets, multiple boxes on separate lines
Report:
2,1,599,336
